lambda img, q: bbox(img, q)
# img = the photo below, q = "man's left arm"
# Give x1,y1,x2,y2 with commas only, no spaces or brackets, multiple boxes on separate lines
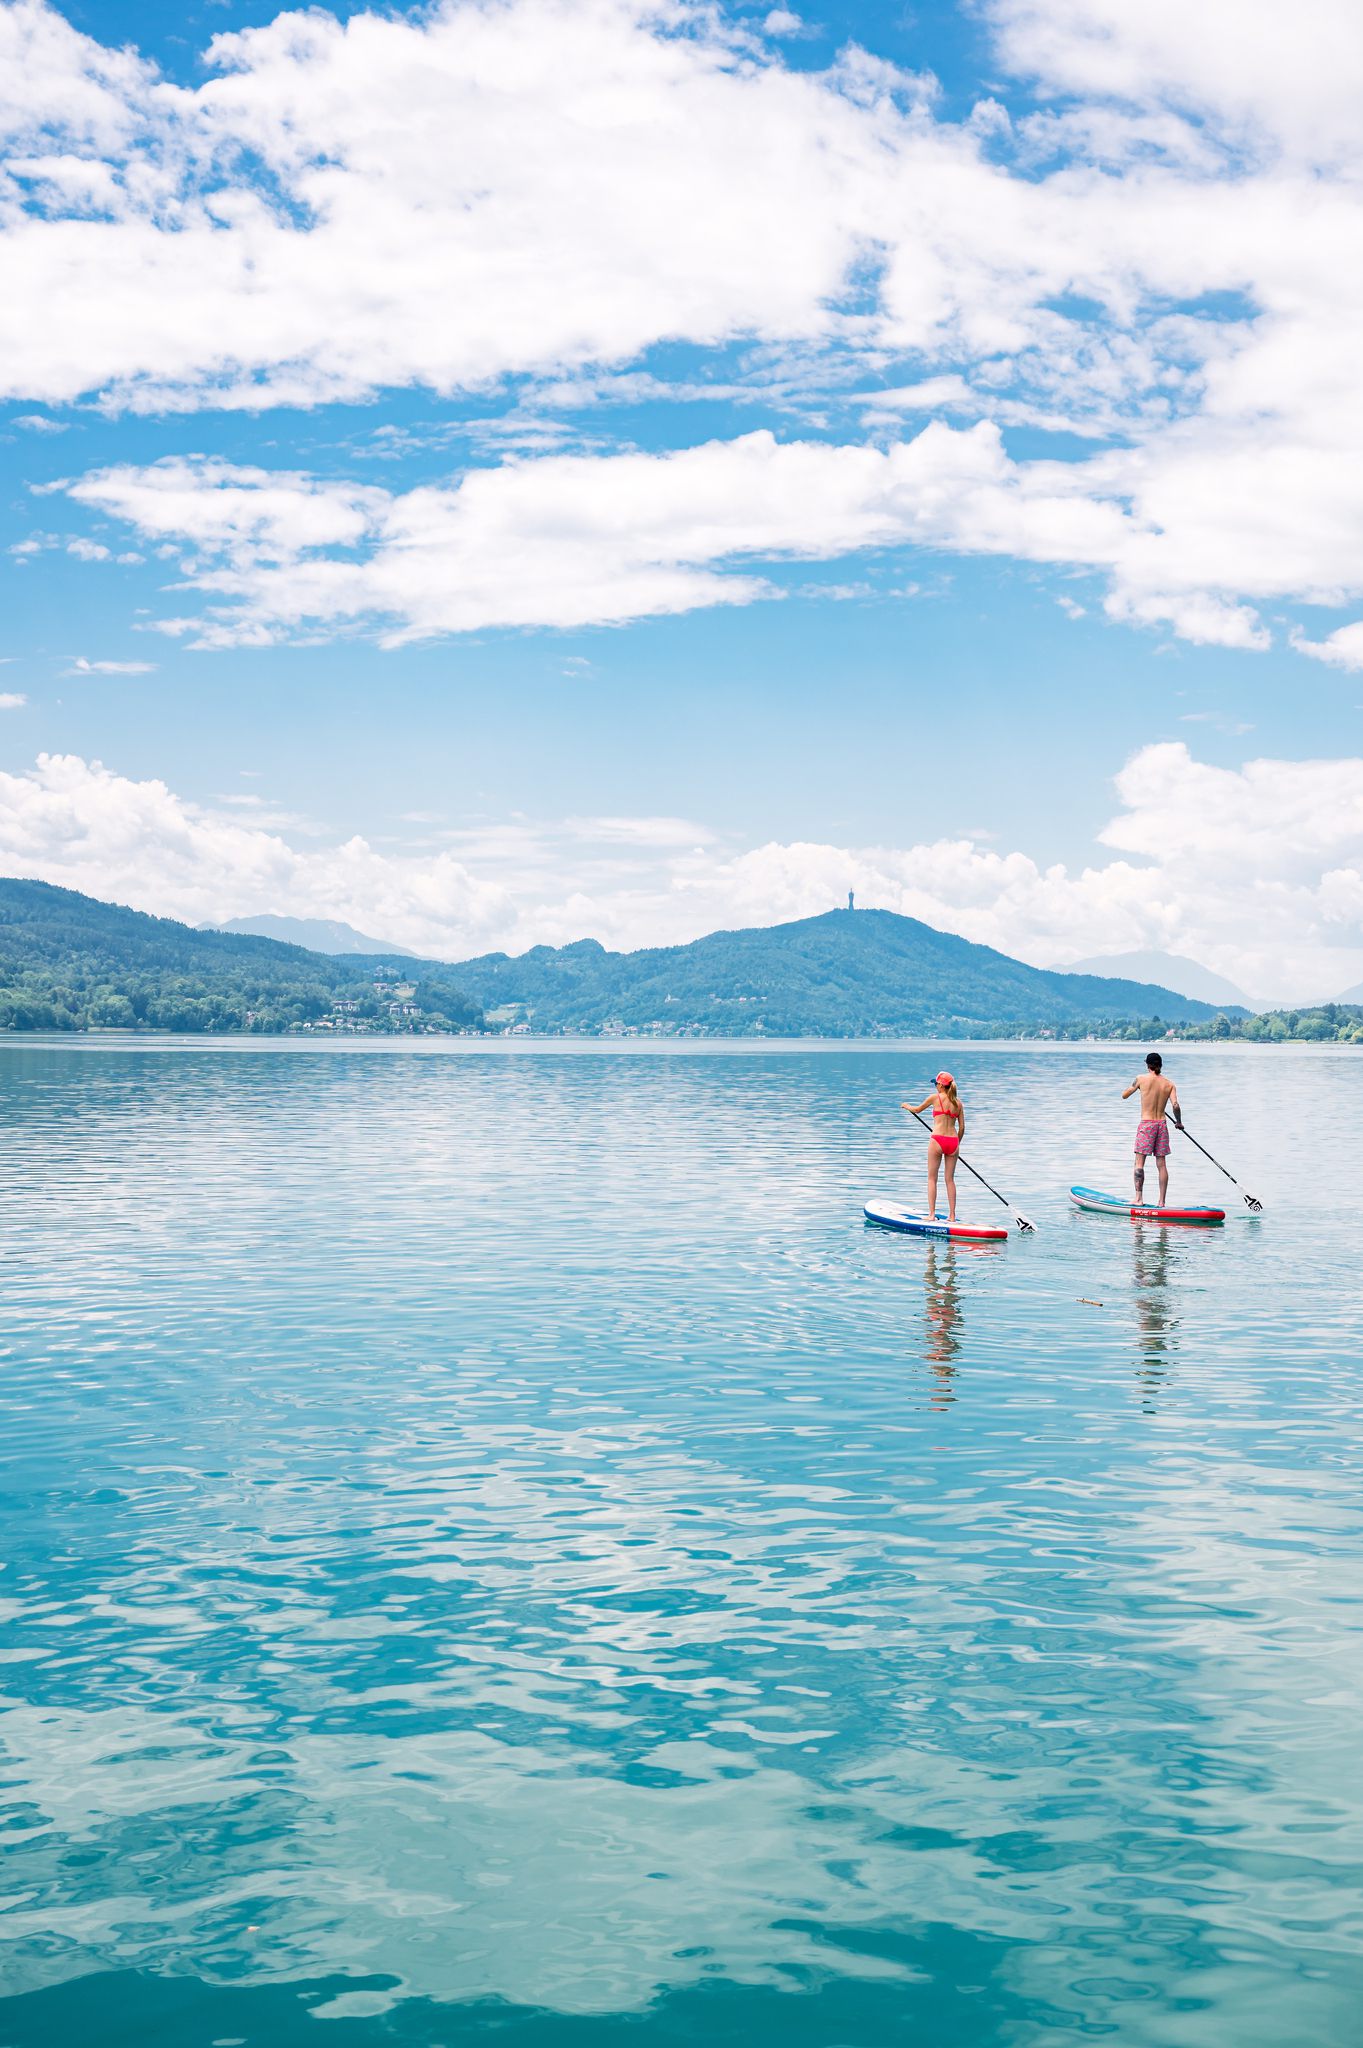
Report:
1169,1084,1182,1126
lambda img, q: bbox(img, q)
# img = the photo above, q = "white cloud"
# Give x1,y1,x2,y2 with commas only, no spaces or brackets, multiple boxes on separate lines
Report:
564,815,717,847
0,690,26,707
988,0,1363,168
56,417,1363,653
1,742,1360,1000
0,0,930,411
62,654,155,674
9,411,68,431
1293,622,1363,671
65,535,109,560
2,1,1363,661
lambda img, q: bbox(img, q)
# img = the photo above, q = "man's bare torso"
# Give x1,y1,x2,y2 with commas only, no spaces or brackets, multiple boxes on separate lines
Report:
1134,1072,1175,1120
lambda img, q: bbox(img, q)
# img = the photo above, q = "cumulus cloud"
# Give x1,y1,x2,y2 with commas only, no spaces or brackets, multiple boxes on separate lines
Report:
0,690,26,707
58,413,1363,651
1,743,1360,1000
989,0,1363,167
1293,622,1363,671
4,0,1363,658
0,0,925,410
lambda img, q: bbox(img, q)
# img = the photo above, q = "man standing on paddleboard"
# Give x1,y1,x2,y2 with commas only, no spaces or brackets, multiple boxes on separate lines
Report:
1122,1053,1181,1206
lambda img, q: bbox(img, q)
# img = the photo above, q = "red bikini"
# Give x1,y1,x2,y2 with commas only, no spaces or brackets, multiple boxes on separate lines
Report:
930,1091,961,1156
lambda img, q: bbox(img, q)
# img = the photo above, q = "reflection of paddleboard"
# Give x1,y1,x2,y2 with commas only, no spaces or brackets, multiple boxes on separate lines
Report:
1069,1185,1225,1226
864,1198,1008,1242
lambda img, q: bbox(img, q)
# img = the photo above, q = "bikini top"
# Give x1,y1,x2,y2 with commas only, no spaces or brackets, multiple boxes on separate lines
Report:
934,1093,959,1121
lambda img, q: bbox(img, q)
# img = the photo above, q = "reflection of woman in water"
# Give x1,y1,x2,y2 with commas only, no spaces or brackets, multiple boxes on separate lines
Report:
923,1244,962,1405
902,1071,965,1221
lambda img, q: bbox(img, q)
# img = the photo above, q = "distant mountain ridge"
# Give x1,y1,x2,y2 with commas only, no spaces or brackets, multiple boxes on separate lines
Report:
1066,949,1257,1013
0,880,1227,1038
211,914,415,956
438,906,1224,1036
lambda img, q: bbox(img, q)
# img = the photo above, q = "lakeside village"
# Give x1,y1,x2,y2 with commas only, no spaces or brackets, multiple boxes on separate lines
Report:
299,974,1200,1043
292,971,1363,1045
292,974,707,1038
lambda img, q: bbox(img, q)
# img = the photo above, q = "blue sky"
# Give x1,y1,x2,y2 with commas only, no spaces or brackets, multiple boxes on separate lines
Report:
3,0,1363,998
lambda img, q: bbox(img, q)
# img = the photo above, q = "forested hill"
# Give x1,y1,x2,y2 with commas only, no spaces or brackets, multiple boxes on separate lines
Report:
0,881,1235,1038
438,907,1225,1036
0,878,483,1034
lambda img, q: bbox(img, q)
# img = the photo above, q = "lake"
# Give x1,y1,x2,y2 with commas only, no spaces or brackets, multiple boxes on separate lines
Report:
2,1039,1361,2046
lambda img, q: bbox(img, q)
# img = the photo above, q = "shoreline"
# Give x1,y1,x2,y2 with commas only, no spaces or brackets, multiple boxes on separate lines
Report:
0,1031,1348,1058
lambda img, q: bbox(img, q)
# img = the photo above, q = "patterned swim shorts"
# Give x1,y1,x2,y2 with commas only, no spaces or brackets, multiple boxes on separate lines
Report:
1134,1118,1171,1158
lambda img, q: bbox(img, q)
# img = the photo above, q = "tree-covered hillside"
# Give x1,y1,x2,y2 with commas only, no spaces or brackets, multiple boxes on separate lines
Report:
436,907,1223,1036
0,879,483,1034
1181,1003,1363,1043
0,880,1247,1039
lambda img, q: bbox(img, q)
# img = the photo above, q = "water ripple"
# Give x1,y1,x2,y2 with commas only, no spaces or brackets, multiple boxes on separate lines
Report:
1,1041,1362,2043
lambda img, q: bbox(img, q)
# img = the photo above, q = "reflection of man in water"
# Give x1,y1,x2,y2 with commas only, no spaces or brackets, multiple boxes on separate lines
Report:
1121,1052,1181,1206
1133,1228,1178,1410
923,1244,962,1406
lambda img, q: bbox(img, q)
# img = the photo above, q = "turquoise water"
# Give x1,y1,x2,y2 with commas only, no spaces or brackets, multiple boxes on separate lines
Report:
2,1040,1362,2046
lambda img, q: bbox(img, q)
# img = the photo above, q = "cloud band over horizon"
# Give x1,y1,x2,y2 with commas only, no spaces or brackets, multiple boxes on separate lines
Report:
1,742,1360,1004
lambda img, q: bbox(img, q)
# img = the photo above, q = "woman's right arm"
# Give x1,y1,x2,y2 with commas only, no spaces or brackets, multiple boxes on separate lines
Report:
902,1097,933,1114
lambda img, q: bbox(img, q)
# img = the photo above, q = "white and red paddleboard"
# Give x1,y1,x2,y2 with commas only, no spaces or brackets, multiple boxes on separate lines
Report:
864,1197,1008,1242
1069,1185,1224,1226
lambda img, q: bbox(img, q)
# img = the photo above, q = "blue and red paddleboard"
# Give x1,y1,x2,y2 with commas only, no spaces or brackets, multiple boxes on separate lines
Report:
1069,1185,1224,1226
865,1197,1008,1242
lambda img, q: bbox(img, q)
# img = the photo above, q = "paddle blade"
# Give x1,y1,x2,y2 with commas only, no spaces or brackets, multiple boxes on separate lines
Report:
1014,1212,1038,1233
1244,1192,1264,1212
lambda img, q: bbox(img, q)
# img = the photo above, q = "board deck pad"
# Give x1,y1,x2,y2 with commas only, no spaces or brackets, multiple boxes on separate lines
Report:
1069,1185,1225,1225
864,1198,1008,1242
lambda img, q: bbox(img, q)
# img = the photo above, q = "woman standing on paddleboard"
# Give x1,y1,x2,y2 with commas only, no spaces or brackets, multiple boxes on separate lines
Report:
902,1072,965,1223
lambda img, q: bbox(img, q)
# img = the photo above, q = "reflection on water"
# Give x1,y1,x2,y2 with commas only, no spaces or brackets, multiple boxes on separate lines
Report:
921,1243,963,1405
1132,1224,1180,1409
1,1039,1362,2047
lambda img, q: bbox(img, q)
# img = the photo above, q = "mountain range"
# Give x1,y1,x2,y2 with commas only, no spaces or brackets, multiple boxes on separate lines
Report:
210,914,415,956
442,906,1224,1036
1064,949,1259,1012
14,875,1328,1042
0,880,1229,1037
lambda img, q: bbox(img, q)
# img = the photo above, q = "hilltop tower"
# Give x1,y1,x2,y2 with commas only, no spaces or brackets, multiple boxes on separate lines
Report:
847,890,855,912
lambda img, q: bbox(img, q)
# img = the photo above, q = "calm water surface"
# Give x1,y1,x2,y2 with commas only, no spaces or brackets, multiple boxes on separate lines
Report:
1,1041,1361,2046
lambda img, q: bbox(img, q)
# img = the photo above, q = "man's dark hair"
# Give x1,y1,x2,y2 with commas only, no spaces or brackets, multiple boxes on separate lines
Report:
1146,1052,1163,1073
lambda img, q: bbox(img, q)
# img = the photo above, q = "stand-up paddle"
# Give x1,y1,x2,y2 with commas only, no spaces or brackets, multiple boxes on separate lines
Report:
1172,1121,1263,1212
903,1107,1037,1232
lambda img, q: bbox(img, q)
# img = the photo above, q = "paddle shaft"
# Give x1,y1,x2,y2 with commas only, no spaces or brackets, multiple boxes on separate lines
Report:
1171,1120,1262,1207
905,1108,1034,1227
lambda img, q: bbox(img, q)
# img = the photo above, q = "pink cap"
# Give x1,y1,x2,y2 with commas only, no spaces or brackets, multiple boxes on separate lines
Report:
935,1070,954,1087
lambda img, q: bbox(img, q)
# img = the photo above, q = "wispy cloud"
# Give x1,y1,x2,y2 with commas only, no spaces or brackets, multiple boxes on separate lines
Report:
62,656,156,675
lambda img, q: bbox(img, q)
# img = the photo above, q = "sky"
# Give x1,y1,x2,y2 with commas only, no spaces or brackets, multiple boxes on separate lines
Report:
4,0,1363,1002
